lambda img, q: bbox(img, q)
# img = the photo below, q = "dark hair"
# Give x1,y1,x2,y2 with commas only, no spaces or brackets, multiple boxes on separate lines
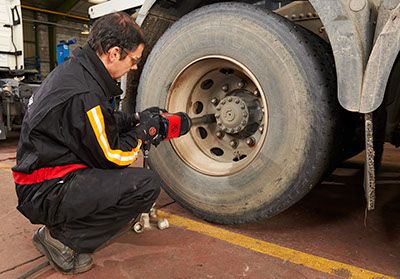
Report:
87,12,145,59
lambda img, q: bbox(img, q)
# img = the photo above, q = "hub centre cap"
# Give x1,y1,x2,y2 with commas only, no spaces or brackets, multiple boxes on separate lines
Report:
216,96,249,134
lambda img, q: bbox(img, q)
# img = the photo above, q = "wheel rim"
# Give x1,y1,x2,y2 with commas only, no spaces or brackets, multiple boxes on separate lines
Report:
167,56,268,176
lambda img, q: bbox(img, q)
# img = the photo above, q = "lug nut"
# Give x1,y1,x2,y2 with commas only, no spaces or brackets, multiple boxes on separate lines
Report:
246,137,256,147
228,97,232,102
253,90,260,97
230,140,238,148
235,99,240,104
216,131,224,138
222,84,229,92
258,126,264,133
238,81,245,88
211,98,219,105
221,100,226,105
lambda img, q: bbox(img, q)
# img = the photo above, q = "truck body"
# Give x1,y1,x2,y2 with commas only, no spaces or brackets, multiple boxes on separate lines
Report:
86,0,399,224
0,0,38,140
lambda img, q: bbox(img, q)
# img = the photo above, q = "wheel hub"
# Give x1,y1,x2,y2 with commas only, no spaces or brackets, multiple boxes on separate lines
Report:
216,96,249,134
166,57,268,176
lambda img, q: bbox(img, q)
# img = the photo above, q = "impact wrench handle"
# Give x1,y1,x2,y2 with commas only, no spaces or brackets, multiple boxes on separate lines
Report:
142,142,151,169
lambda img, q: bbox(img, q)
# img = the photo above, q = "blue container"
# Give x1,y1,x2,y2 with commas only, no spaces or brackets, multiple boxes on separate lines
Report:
56,39,76,65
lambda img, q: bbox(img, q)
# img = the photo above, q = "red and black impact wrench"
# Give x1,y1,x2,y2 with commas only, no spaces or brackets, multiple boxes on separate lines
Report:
137,111,193,169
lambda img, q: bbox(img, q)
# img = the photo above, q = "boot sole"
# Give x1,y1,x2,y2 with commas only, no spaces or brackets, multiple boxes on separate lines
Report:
33,230,93,274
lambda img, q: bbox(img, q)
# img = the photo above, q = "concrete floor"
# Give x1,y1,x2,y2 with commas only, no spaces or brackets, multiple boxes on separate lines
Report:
0,133,399,278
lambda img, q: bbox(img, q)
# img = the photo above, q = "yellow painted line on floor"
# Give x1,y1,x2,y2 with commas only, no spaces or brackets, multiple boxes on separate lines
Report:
158,210,395,279
0,163,12,172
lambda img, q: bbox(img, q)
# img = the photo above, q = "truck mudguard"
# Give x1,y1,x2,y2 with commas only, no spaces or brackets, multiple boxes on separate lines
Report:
360,2,400,113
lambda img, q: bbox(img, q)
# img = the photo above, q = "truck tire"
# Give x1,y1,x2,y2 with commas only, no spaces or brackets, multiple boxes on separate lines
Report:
137,3,338,224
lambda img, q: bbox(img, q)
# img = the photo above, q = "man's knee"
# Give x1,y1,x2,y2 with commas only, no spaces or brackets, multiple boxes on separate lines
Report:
143,169,162,200
118,168,161,206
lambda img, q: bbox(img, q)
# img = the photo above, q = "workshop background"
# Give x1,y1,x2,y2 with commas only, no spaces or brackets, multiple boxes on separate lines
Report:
21,0,91,79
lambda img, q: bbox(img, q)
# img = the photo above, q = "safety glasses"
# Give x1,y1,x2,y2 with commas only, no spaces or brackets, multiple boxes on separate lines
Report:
120,47,141,66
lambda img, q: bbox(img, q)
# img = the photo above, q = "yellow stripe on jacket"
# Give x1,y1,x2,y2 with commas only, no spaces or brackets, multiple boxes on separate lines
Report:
87,105,141,166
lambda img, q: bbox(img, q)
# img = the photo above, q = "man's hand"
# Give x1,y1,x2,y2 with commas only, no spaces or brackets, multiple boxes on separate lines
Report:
135,111,162,146
134,107,192,147
142,106,165,114
136,107,166,123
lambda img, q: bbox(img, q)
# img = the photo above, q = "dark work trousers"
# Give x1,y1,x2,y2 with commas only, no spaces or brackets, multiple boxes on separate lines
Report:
15,167,161,253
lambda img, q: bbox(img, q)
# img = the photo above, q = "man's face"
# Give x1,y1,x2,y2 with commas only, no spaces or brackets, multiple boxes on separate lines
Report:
101,43,145,80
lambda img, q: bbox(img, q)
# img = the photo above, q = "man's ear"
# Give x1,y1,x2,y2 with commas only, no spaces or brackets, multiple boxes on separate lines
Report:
108,46,121,62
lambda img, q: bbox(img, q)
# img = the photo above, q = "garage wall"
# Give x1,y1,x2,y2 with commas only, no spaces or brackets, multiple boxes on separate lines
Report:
56,20,87,55
22,9,88,79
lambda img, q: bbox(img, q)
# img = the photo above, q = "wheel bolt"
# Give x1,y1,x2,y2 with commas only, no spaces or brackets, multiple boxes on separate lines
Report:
211,98,219,105
221,100,226,105
235,99,240,104
238,81,245,88
228,97,233,102
222,84,229,92
258,126,264,133
230,140,238,149
246,137,256,147
254,90,260,97
216,131,224,138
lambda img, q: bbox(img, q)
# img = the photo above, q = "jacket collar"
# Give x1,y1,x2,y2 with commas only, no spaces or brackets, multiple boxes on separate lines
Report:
73,44,122,97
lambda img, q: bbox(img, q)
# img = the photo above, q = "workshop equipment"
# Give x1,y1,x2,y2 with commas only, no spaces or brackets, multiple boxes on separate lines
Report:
134,109,192,144
132,204,170,233
132,109,192,233
0,0,41,140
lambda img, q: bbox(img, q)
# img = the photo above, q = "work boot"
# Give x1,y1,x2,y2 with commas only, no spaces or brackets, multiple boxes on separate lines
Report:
32,226,93,274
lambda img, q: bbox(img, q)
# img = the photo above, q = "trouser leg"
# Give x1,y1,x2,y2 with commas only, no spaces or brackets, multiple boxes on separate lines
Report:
49,167,161,253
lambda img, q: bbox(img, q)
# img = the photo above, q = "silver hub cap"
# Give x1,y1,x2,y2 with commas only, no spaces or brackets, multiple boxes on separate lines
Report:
216,96,249,134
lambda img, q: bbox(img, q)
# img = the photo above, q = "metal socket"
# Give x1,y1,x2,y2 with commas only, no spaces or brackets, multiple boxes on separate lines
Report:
133,222,144,233
157,218,169,230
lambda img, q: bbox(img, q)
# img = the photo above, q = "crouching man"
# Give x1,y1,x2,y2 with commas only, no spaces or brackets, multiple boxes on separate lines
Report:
12,12,161,274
